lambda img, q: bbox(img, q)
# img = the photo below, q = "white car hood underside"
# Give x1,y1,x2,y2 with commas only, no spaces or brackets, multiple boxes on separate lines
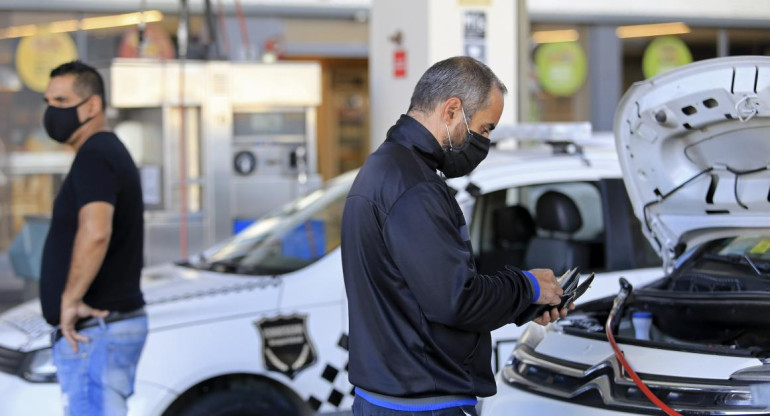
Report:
614,56,770,267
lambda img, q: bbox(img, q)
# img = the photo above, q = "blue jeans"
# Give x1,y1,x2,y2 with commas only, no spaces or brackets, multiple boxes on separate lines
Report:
52,315,148,416
353,396,479,416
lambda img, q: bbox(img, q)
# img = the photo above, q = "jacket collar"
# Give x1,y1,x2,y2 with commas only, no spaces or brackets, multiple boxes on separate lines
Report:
386,114,445,170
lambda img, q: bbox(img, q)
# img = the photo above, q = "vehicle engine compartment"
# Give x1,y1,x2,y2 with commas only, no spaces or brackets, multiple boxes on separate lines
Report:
563,255,770,358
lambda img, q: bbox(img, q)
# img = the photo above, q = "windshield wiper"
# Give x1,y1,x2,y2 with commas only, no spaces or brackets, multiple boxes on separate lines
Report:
702,253,770,277
702,253,742,264
235,264,287,276
743,255,766,277
199,260,285,276
204,260,243,273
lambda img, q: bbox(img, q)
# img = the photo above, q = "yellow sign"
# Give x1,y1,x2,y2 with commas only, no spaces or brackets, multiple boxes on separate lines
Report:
642,36,692,79
16,33,78,93
750,240,770,255
535,42,587,97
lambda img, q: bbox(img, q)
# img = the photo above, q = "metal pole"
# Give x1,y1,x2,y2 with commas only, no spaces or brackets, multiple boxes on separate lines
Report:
717,29,729,57
204,0,221,59
178,0,189,259
75,11,87,61
517,0,530,123
233,0,252,60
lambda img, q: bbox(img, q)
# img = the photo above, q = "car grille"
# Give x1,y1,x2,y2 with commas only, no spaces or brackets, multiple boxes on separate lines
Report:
0,346,25,376
503,345,769,415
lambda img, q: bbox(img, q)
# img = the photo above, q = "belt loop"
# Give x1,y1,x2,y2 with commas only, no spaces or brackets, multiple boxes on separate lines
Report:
97,317,107,331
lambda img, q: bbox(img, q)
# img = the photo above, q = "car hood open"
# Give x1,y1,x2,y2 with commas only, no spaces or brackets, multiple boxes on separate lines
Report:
614,56,770,268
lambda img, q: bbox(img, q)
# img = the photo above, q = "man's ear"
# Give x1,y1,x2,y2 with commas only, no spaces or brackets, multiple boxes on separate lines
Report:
85,95,103,117
440,97,463,125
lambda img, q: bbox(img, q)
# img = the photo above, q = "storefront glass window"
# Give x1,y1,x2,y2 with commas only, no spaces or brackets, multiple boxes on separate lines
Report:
0,11,179,249
527,23,590,122
622,28,719,91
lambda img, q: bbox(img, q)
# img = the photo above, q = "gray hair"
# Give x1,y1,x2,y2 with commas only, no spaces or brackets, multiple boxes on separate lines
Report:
408,56,507,119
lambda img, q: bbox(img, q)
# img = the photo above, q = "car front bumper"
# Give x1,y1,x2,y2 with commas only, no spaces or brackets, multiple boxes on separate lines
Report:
0,371,63,415
492,335,769,416
481,370,639,416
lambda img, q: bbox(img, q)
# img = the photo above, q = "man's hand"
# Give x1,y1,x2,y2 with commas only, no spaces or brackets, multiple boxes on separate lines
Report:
529,268,563,305
532,303,575,326
60,299,108,353
528,268,575,326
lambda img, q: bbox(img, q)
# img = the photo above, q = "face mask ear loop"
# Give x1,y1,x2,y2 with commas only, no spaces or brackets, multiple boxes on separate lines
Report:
444,123,453,150
461,107,471,134
75,96,96,127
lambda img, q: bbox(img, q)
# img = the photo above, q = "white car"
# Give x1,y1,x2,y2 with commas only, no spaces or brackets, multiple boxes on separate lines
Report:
0,127,661,415
482,56,770,416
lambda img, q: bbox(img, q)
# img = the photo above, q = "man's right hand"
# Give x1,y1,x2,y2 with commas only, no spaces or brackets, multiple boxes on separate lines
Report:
528,268,563,305
60,299,108,353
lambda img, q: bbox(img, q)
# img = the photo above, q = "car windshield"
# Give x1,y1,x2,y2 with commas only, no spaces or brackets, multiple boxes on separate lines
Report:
706,235,770,269
191,172,355,275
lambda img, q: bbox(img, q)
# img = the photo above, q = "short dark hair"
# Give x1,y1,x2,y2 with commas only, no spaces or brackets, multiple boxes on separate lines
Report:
50,60,106,110
408,56,507,119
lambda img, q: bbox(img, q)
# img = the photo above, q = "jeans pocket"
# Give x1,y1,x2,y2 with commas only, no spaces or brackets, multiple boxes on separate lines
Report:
105,329,147,398
107,338,145,369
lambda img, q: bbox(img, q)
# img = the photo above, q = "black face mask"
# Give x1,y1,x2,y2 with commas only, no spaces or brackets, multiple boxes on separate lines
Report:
439,108,491,178
43,96,93,143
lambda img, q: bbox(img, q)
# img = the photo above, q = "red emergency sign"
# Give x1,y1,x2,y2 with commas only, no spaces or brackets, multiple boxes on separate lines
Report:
394,50,407,78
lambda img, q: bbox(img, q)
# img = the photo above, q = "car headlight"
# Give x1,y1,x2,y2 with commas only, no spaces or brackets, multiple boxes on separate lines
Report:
21,348,57,383
501,324,546,384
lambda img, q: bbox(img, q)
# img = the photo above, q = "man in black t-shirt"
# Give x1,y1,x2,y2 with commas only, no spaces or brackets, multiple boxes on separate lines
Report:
40,61,146,416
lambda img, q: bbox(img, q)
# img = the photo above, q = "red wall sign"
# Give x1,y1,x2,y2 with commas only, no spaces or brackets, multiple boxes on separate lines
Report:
394,50,407,78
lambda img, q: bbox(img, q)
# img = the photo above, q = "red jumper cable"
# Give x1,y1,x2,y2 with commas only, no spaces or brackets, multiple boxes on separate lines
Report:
605,278,684,416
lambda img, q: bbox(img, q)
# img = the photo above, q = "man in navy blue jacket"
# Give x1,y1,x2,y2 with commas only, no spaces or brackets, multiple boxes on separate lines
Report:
341,56,571,416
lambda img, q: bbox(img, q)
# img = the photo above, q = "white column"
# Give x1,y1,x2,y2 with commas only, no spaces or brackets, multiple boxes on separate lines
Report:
369,0,521,150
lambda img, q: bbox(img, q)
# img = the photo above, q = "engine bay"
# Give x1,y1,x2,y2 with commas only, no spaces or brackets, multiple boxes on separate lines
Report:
561,250,770,358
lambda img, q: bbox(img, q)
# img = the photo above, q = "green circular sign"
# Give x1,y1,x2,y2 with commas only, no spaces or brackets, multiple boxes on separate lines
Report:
534,42,587,97
642,36,693,79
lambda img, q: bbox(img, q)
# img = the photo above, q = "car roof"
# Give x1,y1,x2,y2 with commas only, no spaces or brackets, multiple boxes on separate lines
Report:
338,135,623,194
452,140,623,195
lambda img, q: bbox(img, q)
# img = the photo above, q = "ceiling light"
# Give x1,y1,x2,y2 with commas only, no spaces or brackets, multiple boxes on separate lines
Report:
0,10,164,40
532,29,580,44
47,20,79,34
0,24,37,39
616,22,690,39
81,10,163,31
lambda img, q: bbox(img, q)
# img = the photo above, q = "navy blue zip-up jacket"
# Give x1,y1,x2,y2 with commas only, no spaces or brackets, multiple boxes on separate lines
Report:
341,115,536,398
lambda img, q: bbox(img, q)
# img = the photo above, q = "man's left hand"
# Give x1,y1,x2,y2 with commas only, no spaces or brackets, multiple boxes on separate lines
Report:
60,299,108,353
533,302,575,326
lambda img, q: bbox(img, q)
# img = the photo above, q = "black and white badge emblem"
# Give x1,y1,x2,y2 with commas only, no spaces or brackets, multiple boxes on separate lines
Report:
256,315,317,379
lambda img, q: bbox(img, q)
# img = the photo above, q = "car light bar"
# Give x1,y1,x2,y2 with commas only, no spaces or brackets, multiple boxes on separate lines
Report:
490,122,592,144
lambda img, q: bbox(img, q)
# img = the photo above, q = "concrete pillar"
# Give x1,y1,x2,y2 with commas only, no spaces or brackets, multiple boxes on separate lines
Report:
369,0,522,149
589,25,622,132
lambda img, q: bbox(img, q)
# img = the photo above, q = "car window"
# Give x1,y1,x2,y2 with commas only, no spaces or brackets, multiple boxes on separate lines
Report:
472,181,606,274
713,235,770,262
194,174,352,275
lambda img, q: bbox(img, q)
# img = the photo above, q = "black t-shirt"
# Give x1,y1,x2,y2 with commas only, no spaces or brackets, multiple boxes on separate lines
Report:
40,132,145,326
